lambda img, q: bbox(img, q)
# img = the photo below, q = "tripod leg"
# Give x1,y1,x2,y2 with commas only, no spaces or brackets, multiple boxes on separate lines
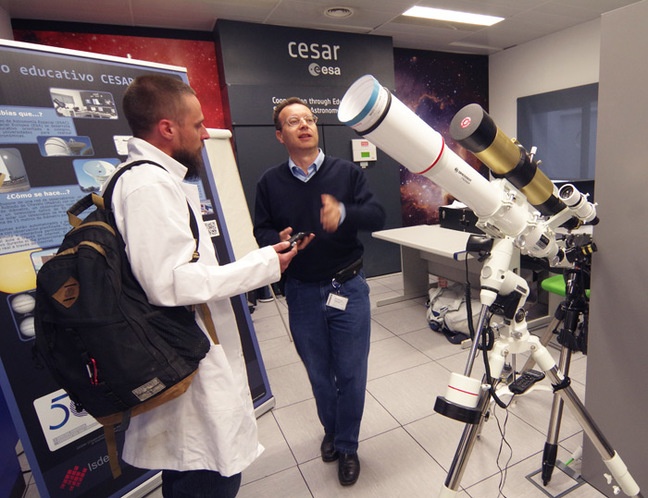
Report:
531,343,642,497
439,384,491,497
541,345,571,485
437,305,493,497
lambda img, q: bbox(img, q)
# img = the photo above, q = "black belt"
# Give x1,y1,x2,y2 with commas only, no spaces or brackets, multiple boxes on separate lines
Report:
332,258,363,286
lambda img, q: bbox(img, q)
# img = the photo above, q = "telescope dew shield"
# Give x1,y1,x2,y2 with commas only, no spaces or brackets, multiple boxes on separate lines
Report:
449,104,566,218
338,75,504,221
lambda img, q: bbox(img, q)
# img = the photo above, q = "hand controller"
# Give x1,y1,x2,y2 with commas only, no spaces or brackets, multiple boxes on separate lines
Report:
283,232,307,252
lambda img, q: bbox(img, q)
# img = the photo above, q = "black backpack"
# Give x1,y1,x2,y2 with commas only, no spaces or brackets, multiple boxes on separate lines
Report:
33,160,214,477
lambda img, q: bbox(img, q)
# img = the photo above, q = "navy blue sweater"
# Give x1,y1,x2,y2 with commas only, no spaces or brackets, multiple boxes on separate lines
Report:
254,156,386,282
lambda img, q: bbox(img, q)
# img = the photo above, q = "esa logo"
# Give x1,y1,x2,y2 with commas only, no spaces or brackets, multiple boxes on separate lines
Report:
308,63,341,76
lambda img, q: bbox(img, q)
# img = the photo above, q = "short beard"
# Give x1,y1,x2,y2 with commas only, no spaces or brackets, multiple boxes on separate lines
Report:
173,149,205,180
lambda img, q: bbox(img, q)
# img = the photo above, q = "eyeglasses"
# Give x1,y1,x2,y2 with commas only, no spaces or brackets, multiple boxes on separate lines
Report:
282,114,318,128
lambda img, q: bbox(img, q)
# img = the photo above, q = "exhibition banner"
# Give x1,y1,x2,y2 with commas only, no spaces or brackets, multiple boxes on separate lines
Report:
215,20,395,125
0,40,271,497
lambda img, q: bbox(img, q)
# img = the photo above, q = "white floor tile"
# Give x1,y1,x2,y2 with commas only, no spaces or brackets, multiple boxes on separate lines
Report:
249,299,283,320
369,319,396,343
367,361,452,425
272,398,323,464
358,392,401,441
400,326,469,360
265,361,313,409
257,334,301,371
239,466,312,498
367,336,431,380
252,313,293,342
370,272,404,292
298,427,448,498
242,411,297,485
405,407,548,488
506,384,585,441
366,279,394,296
371,301,429,334
463,444,606,497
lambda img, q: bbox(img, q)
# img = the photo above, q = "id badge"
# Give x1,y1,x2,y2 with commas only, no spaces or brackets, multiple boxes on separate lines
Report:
326,293,348,311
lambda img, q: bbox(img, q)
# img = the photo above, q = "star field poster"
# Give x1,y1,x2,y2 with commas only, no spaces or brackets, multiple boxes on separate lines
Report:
394,48,488,227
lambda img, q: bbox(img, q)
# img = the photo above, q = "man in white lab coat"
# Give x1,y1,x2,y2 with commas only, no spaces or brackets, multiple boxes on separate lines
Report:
109,74,299,497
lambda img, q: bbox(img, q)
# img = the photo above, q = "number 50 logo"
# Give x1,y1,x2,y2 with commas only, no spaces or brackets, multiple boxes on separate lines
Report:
33,389,100,452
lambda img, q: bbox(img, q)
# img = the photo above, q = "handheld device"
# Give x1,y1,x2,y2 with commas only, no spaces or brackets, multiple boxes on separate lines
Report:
287,232,307,248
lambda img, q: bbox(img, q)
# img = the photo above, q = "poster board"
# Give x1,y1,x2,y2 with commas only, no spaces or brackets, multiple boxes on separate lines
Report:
0,39,271,497
204,129,259,259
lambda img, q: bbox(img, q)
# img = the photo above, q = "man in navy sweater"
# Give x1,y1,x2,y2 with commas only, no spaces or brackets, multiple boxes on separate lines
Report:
254,97,386,486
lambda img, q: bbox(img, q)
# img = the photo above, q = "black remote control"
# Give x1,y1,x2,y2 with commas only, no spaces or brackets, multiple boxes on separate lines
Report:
509,369,545,394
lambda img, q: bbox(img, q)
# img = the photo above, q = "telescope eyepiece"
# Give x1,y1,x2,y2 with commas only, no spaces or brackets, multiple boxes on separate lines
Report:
558,184,577,205
558,183,598,225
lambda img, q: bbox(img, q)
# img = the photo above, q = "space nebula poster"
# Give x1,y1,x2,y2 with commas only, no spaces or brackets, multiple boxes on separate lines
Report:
394,48,488,227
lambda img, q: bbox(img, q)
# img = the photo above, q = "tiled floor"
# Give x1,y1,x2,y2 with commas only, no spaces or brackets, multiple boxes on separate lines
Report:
235,272,606,498
18,273,610,497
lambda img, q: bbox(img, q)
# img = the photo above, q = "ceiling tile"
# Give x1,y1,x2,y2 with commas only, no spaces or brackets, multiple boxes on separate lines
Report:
4,0,643,54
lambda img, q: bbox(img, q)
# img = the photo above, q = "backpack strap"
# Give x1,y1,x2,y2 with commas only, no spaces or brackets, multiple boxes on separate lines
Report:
99,369,198,478
99,160,161,212
187,200,200,263
197,303,220,345
67,160,201,262
103,424,122,479
65,160,158,227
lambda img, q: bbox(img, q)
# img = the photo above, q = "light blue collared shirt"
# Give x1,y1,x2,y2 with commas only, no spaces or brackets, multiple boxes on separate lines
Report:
288,149,346,224
288,149,325,182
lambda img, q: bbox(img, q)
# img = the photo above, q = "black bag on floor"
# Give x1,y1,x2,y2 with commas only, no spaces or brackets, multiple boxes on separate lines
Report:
33,161,212,476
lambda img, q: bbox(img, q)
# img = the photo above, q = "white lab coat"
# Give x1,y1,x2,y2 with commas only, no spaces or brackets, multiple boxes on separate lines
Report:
109,138,280,476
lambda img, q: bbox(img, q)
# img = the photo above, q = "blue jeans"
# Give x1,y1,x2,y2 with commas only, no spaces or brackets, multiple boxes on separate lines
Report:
285,272,371,454
161,470,241,497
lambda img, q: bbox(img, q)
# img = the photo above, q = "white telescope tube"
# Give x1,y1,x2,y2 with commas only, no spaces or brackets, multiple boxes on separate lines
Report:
338,75,560,260
339,75,502,219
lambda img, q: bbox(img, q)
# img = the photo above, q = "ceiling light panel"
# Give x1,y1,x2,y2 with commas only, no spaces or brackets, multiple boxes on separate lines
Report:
403,6,505,26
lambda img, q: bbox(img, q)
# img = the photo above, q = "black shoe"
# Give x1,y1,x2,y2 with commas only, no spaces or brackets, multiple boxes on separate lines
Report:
338,452,360,486
321,434,338,462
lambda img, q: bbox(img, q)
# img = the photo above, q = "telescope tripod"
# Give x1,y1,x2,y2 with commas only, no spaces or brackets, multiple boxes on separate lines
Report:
434,236,642,498
520,263,591,488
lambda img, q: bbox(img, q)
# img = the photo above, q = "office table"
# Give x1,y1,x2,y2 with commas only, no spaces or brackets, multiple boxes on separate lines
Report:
372,225,519,307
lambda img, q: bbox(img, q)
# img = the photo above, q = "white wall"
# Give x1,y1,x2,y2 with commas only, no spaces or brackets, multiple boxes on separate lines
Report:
488,19,601,137
580,2,648,494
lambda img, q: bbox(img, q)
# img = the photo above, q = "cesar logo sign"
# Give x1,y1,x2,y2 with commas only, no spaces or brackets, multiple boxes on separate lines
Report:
288,41,340,60
288,41,342,77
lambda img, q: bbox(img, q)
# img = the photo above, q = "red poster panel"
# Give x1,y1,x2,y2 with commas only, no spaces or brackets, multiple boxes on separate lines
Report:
13,29,227,129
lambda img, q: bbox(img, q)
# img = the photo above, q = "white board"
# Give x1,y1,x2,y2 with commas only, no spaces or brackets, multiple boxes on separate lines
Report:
205,129,259,259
